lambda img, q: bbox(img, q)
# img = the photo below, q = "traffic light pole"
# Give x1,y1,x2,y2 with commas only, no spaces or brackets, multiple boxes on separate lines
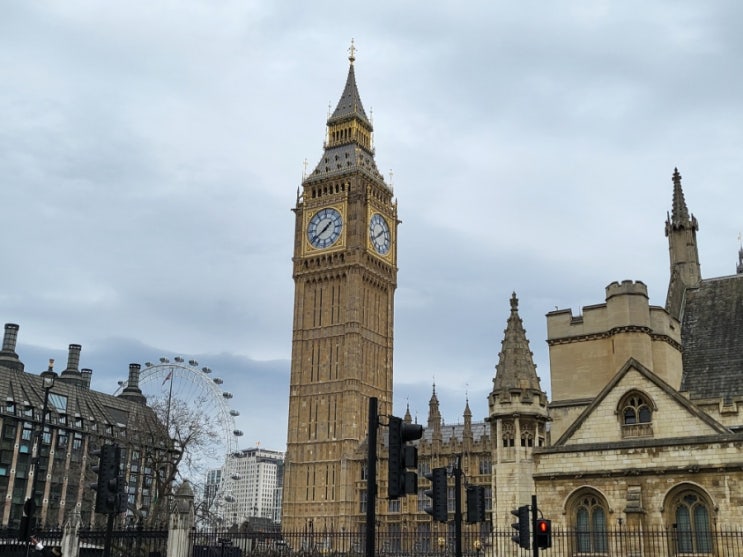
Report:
104,512,114,557
365,397,378,557
453,456,462,557
532,495,538,557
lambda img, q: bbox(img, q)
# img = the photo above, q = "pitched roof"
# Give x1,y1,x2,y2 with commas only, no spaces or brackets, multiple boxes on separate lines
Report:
552,357,731,448
680,273,743,400
0,364,158,434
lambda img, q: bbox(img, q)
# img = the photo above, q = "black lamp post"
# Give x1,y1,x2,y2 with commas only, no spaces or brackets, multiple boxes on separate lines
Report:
22,363,57,540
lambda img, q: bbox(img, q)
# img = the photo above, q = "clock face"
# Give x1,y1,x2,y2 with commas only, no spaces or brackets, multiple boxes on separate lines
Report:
307,207,343,249
369,213,391,255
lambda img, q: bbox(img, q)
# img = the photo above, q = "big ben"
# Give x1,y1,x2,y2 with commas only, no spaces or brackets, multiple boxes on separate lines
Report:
282,44,398,532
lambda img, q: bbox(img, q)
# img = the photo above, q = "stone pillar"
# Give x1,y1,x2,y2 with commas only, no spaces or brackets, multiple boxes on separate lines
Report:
168,482,195,557
61,511,81,557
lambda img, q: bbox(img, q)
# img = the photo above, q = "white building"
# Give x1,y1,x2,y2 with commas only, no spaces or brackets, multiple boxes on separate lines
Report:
221,447,284,524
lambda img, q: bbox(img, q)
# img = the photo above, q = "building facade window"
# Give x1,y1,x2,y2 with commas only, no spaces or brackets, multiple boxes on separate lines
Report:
619,391,654,438
478,458,491,475
502,423,514,447
666,487,713,555
570,490,608,554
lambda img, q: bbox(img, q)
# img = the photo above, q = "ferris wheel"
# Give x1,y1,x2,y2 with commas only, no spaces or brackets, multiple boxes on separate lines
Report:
114,357,243,483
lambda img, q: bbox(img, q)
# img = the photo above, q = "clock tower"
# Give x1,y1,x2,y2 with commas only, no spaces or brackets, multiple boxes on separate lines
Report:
282,45,398,532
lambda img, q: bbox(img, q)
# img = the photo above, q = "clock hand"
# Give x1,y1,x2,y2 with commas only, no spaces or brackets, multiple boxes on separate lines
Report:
318,221,332,236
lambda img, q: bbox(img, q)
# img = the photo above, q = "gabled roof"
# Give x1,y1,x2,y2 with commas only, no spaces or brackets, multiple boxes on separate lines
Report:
680,274,743,401
552,357,731,448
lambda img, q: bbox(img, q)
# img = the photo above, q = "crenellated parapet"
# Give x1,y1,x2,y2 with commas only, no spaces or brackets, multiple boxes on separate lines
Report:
548,280,683,436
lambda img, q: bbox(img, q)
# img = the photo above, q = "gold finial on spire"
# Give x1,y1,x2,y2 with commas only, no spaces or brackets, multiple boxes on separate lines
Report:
302,158,308,179
348,38,356,64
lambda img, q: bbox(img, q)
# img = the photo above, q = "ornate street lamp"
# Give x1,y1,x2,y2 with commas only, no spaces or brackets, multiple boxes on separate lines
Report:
20,361,57,542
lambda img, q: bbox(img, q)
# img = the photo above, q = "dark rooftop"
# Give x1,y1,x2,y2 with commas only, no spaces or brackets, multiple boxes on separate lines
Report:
680,274,743,400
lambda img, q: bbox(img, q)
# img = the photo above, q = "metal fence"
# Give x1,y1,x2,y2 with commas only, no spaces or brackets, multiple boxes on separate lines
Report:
5,526,743,557
78,526,167,557
0,526,167,557
197,526,743,557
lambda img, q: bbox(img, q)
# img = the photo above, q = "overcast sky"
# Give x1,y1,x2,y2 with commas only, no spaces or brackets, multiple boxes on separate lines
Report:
2,2,742,457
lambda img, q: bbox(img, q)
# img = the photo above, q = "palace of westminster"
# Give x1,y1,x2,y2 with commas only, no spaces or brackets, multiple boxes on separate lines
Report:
2,46,743,554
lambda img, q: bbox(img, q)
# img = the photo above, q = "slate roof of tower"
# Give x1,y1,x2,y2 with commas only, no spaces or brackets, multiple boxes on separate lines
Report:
680,273,743,400
306,56,385,183
328,61,370,126
492,292,543,393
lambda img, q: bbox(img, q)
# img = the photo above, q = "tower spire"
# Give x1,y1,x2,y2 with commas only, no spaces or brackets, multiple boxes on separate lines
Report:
670,167,691,225
664,167,701,317
305,41,383,184
492,292,542,393
487,293,548,526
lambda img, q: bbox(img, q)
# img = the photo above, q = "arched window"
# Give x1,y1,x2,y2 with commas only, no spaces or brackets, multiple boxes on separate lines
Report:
619,391,654,438
502,423,514,448
521,431,533,447
571,491,608,554
670,489,713,554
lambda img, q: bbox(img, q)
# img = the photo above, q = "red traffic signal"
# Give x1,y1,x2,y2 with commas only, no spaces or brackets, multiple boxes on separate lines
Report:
536,518,552,549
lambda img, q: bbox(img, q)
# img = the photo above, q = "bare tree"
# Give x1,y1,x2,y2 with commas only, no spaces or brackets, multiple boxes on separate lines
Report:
140,393,226,525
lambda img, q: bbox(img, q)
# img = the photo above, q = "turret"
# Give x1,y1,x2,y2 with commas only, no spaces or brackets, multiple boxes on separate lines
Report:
487,293,548,526
665,168,701,319
427,383,442,441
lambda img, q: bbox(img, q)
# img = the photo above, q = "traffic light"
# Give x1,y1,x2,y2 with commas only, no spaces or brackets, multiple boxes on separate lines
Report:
93,443,125,514
536,518,552,549
387,416,424,498
424,467,448,523
511,505,530,549
466,485,486,523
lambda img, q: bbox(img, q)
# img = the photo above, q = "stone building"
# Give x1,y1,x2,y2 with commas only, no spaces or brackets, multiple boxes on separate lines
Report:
282,46,496,538
487,168,743,555
0,325,167,528
282,44,398,533
283,49,743,553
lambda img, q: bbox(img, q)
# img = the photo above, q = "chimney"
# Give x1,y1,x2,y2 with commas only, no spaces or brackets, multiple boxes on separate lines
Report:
81,368,93,389
118,363,147,405
59,344,85,387
0,323,24,372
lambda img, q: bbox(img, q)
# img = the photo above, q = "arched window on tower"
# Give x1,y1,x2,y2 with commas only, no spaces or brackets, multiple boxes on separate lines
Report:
520,431,534,448
619,391,655,438
569,490,608,554
502,424,514,447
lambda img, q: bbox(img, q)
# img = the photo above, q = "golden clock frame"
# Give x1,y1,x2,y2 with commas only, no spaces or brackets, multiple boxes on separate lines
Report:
302,202,347,256
366,206,395,262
